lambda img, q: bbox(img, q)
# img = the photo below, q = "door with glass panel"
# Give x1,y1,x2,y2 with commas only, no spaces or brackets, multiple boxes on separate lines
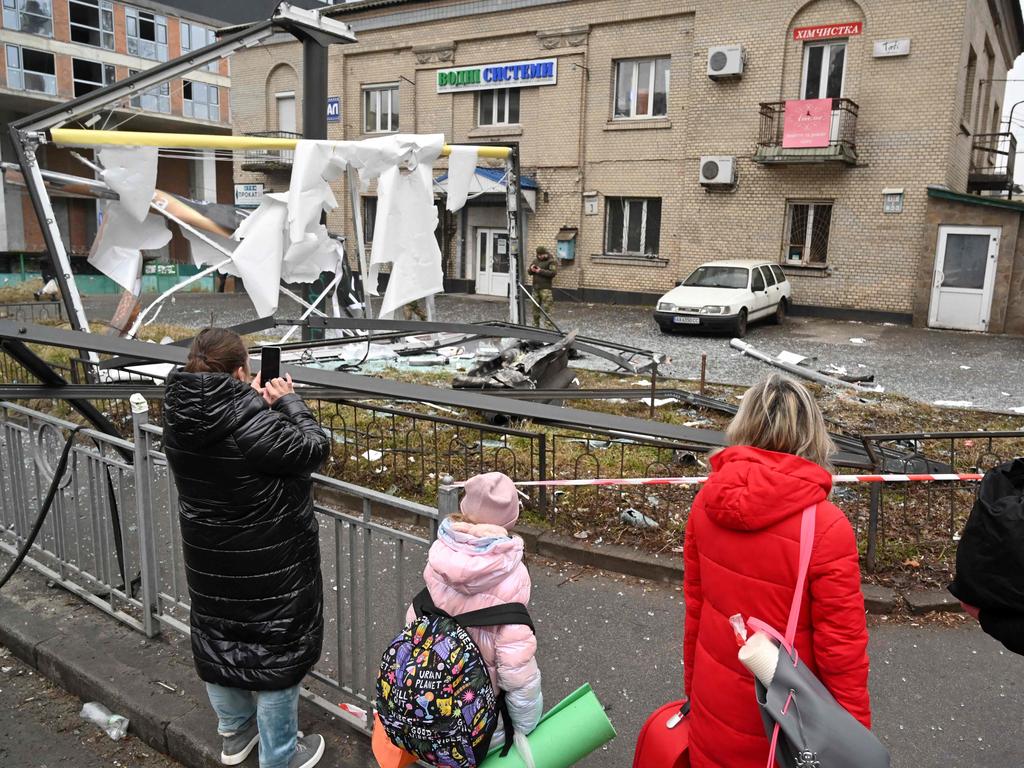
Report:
929,226,1000,331
474,229,510,297
801,41,846,139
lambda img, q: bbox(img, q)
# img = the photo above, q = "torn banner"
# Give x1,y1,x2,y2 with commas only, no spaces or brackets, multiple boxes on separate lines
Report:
445,145,479,212
88,202,172,292
98,146,158,223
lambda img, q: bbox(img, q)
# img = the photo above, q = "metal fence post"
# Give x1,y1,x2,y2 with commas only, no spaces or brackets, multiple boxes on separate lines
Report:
866,483,880,573
130,393,160,638
436,475,459,539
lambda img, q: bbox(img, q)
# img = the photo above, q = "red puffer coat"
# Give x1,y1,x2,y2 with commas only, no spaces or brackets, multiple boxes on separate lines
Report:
683,446,871,768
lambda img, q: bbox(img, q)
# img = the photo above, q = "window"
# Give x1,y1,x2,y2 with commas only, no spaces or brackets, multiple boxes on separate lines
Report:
5,44,56,95
769,265,786,284
962,47,977,128
760,265,777,287
3,0,53,37
802,42,846,100
783,201,833,265
72,58,115,96
68,0,113,49
181,20,219,73
751,268,765,292
363,84,399,133
362,197,377,243
613,58,669,119
128,68,169,113
604,197,661,256
183,79,219,121
683,266,748,289
478,88,520,126
126,6,168,61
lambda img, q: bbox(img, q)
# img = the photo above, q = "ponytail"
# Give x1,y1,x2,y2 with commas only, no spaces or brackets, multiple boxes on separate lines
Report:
184,328,248,375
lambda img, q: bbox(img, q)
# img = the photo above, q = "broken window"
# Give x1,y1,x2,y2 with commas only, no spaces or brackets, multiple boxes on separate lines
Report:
68,0,113,50
5,44,56,95
72,58,115,97
181,20,220,73
183,79,220,122
604,197,661,256
783,201,832,265
3,0,53,37
125,6,168,61
128,67,170,113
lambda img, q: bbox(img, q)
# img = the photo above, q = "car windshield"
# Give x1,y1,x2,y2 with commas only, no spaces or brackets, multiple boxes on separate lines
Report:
682,266,749,289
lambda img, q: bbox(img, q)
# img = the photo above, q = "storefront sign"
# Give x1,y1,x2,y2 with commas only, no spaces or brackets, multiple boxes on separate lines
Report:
436,58,557,93
793,21,863,41
782,98,833,148
327,96,340,122
873,38,910,57
234,182,264,209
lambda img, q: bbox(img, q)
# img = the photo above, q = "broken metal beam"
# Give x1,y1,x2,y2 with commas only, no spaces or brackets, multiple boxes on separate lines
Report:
730,338,882,393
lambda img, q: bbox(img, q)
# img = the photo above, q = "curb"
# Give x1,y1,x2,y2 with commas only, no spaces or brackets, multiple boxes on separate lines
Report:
0,586,373,768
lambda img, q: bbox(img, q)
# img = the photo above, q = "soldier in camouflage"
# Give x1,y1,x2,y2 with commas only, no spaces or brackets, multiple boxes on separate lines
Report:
529,245,557,328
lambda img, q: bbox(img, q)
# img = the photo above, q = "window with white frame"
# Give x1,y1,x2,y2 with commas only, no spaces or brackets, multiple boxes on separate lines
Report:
181,20,219,73
5,44,56,95
3,0,53,37
478,88,520,126
72,58,115,97
128,67,169,113
69,0,113,49
363,84,399,133
125,6,168,61
613,58,670,119
783,201,833,265
183,79,219,121
604,197,662,256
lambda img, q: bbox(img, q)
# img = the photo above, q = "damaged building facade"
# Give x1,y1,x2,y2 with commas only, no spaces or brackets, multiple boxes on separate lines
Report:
229,0,1024,333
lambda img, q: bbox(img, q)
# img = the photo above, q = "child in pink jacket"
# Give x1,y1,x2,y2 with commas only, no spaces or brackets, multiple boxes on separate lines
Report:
408,471,543,742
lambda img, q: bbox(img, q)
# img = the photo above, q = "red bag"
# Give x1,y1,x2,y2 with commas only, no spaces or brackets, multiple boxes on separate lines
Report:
632,698,690,768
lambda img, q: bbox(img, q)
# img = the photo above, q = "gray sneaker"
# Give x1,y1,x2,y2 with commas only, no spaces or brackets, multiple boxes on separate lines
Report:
288,733,325,768
220,716,259,765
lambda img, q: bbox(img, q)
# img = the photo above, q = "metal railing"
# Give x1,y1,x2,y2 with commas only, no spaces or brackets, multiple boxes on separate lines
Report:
0,301,65,324
756,98,859,159
241,130,301,171
968,132,1017,195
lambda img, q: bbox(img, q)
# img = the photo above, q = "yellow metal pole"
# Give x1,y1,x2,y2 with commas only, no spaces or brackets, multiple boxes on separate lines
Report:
48,128,512,159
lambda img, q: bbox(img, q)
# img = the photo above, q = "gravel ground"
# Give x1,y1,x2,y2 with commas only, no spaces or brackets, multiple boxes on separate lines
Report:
81,291,1024,411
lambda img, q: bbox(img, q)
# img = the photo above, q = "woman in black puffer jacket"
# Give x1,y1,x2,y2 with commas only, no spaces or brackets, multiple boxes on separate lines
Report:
163,328,330,768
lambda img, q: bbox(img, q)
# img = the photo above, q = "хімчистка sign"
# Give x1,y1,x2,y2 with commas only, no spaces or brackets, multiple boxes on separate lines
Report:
436,58,557,93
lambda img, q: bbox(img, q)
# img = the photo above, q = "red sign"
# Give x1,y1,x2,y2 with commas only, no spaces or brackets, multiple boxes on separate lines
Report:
793,21,863,41
782,99,833,148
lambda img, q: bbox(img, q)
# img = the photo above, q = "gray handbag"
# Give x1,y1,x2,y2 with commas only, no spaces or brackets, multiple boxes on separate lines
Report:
748,505,890,768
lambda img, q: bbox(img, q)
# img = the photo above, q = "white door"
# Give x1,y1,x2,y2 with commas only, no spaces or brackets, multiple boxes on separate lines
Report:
748,266,773,318
928,226,1000,331
802,41,846,138
276,92,296,133
474,229,510,296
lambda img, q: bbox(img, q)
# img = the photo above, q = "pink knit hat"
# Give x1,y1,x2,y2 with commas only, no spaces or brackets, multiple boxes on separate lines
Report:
460,472,520,529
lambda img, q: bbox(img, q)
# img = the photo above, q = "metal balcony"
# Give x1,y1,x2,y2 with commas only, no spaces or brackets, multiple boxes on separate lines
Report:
967,132,1017,196
240,131,300,172
754,98,858,165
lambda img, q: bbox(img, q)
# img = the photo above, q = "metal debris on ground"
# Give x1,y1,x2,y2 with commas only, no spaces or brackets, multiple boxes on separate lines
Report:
620,508,660,530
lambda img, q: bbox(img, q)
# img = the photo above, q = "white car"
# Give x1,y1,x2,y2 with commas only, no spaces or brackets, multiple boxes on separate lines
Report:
653,260,792,337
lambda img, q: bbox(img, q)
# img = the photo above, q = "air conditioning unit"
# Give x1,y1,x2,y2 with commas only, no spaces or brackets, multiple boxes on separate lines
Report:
699,156,736,187
707,45,744,79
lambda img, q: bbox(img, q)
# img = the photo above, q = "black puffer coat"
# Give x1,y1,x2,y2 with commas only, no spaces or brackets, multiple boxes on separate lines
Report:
163,371,330,689
949,458,1024,656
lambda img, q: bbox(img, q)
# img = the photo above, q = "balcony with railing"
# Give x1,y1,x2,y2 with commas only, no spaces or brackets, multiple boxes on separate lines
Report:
754,98,858,165
967,132,1017,196
240,131,301,172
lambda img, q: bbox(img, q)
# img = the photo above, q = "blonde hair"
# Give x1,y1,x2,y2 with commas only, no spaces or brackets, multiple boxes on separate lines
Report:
726,374,835,470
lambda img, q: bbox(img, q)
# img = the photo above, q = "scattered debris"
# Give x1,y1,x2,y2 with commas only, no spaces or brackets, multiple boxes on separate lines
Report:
155,681,176,693
933,400,974,408
80,702,130,741
850,337,866,344
620,508,660,530
360,449,384,462
638,397,677,407
731,338,882,392
573,530,590,540
775,350,808,366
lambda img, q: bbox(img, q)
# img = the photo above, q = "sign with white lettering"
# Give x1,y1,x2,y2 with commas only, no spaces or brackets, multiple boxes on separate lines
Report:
793,22,863,41
436,58,557,93
234,182,264,209
327,96,340,122
873,38,911,58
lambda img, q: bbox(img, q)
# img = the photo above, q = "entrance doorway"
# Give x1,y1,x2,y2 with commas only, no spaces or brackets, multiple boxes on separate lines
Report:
474,228,510,296
928,225,1000,331
801,40,846,137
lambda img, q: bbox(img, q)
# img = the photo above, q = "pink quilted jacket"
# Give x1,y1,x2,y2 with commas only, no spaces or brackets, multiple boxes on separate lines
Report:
407,517,544,733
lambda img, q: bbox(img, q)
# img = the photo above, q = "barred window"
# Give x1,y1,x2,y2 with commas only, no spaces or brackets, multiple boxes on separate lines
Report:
783,201,832,265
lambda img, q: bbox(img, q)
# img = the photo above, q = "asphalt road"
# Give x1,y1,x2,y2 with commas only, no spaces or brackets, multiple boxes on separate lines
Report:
0,644,184,768
81,291,1024,412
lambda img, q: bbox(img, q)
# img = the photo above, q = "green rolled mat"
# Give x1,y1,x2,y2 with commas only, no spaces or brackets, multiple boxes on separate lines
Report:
480,684,616,768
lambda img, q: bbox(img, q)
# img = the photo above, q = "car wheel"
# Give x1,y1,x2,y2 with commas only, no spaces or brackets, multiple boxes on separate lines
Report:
772,299,787,325
658,323,673,334
733,309,748,338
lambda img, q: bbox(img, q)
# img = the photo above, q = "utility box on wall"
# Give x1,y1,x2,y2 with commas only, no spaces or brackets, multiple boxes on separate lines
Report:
556,228,577,260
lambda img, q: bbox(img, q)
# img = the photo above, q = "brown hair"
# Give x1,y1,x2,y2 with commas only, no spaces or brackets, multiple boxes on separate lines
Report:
726,374,836,470
183,327,248,375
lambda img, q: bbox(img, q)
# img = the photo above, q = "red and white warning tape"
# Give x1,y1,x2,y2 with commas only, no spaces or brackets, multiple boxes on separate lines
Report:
449,473,983,489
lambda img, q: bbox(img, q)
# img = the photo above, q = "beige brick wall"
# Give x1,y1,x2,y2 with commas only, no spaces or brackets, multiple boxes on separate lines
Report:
229,0,1021,317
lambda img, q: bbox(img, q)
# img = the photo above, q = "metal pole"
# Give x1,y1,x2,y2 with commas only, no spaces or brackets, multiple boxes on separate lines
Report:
303,38,329,341
437,476,460,538
700,353,707,396
866,483,880,573
130,394,161,638
347,166,372,319
505,145,527,325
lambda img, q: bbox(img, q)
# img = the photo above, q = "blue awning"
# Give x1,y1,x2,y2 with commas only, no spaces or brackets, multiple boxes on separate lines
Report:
433,166,538,189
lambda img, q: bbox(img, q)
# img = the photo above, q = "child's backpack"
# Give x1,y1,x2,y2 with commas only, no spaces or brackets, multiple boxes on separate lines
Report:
375,587,535,767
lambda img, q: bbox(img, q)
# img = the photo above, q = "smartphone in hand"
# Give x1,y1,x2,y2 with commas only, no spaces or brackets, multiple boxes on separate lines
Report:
260,346,281,383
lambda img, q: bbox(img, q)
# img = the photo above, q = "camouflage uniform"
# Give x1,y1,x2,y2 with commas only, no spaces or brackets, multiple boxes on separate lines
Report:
530,253,557,328
403,299,427,321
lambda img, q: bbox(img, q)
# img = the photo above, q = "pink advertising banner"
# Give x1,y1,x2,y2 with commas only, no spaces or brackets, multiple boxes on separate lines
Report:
782,98,833,148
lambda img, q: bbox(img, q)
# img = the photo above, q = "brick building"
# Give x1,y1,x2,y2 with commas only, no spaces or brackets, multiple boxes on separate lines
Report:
229,0,1024,333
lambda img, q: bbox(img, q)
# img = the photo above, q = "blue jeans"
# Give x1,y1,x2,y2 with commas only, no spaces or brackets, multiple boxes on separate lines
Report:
206,683,299,768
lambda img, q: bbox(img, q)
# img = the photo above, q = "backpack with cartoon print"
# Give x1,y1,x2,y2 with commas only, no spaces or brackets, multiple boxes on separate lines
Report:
375,587,535,767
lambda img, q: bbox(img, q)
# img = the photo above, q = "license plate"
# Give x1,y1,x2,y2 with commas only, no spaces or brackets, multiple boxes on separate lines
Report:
673,315,700,325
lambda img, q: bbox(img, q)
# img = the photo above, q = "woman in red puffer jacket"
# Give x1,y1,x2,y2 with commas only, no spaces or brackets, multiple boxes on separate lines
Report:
683,374,871,768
